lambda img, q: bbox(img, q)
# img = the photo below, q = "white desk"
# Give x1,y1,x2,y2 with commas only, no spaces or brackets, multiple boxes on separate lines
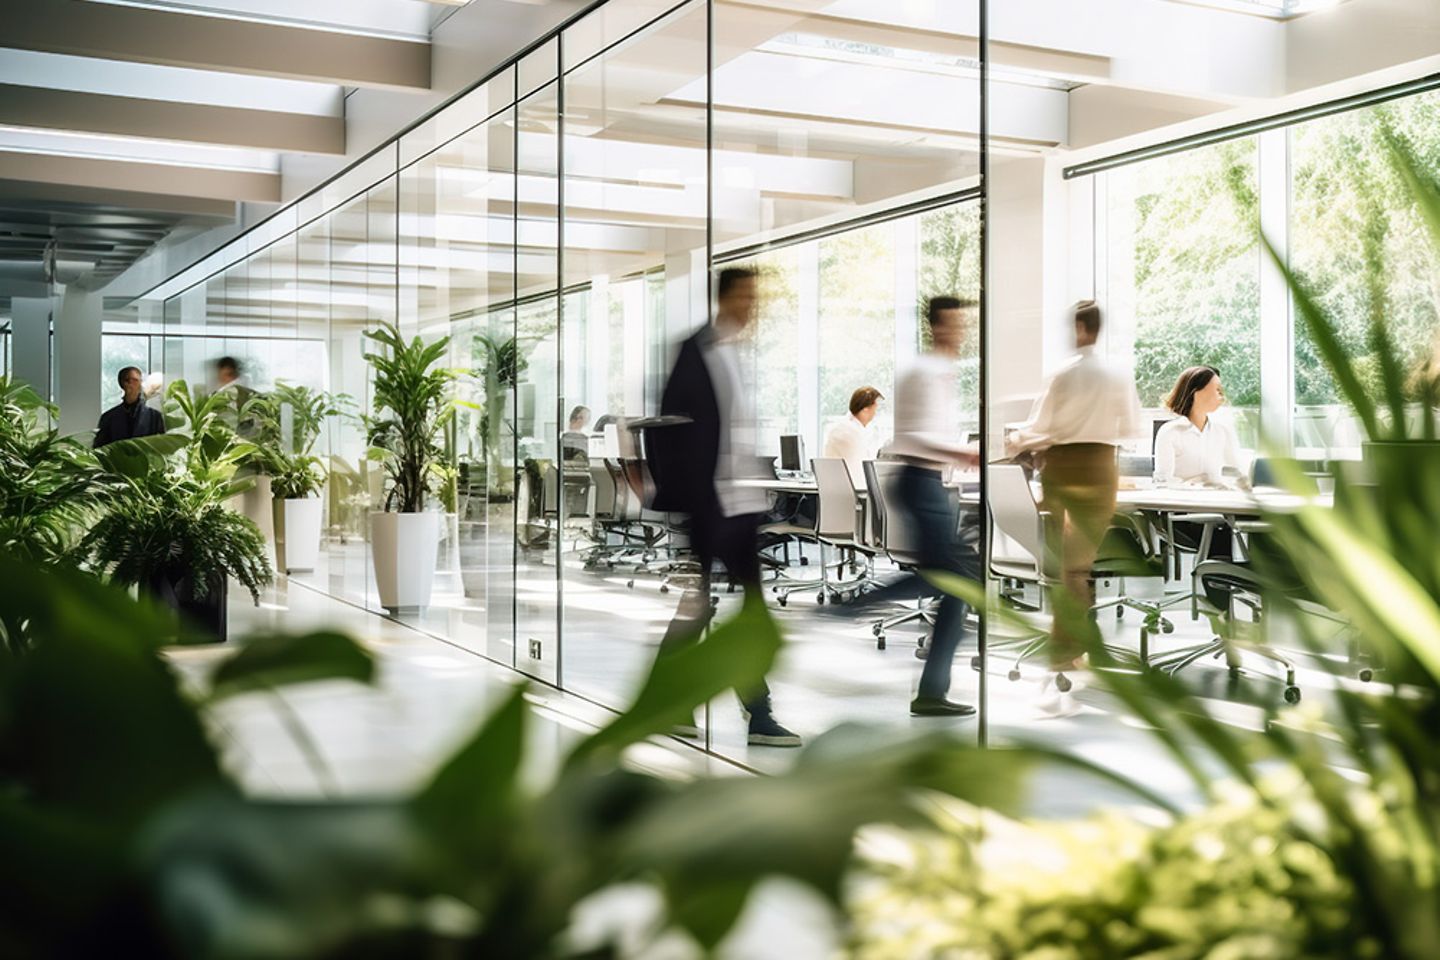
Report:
960,484,1329,517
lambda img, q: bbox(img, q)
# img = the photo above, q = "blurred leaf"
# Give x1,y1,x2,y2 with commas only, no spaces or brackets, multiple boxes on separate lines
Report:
567,595,781,770
208,631,376,701
412,684,528,839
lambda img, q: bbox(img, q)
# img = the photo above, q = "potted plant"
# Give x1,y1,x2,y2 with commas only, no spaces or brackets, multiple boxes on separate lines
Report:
83,380,273,641
364,322,459,612
473,332,527,500
248,382,345,574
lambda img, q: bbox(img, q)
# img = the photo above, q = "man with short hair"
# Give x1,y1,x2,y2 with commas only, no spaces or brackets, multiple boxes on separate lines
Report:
845,297,982,718
649,265,802,747
823,386,883,488
1010,299,1144,675
94,366,167,447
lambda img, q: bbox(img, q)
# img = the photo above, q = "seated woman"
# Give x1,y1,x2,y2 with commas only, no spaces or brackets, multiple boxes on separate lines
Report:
1154,365,1242,607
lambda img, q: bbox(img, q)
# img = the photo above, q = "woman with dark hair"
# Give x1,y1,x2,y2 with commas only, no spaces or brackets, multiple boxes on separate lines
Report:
1153,365,1243,488
1154,365,1243,608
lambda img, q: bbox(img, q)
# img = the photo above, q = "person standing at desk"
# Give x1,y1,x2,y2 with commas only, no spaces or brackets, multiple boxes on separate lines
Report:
823,386,883,488
648,266,801,748
1009,300,1143,673
1154,365,1244,607
848,297,981,718
95,365,167,447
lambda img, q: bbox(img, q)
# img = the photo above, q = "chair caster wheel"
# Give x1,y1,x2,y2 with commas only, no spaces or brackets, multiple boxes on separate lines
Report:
1358,668,1373,682
872,624,883,637
1161,620,1175,634
1055,673,1073,693
877,637,886,651
816,592,826,605
660,584,670,594
799,557,809,566
777,596,788,607
970,656,982,671
626,580,635,589
1008,669,1022,682
1116,607,1124,619
727,584,736,594
1284,686,1301,704
915,645,928,661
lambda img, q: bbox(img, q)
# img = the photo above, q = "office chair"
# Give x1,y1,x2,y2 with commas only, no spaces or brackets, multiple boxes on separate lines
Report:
863,459,936,652
773,457,873,606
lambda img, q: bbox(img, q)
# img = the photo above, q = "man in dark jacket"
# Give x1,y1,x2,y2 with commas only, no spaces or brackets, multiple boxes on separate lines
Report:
649,266,800,747
94,366,166,447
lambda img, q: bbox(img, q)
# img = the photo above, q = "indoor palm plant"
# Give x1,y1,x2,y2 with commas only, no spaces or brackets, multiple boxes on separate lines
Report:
247,381,345,573
364,321,459,611
82,380,273,641
473,331,527,500
0,378,106,569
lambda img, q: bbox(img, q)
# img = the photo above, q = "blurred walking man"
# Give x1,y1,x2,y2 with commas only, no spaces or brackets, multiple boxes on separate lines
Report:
648,266,801,747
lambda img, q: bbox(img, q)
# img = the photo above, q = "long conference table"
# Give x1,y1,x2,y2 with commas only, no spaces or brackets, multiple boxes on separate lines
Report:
735,475,1331,518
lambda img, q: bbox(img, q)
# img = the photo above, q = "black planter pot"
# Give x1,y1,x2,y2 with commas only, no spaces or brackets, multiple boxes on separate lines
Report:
144,570,227,643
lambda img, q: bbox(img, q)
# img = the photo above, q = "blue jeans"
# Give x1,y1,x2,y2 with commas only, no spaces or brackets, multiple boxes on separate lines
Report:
859,465,981,700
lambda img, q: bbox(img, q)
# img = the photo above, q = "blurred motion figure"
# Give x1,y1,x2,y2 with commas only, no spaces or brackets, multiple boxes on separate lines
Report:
648,266,801,747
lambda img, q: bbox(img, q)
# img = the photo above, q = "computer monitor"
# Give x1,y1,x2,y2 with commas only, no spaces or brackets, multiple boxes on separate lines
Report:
779,434,805,473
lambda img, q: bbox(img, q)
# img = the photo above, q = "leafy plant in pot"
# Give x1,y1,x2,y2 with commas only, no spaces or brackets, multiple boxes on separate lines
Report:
364,322,459,612
248,381,346,574
473,331,528,500
82,380,273,641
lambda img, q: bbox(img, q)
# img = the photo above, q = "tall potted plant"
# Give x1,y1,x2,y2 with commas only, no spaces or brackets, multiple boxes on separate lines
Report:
248,382,345,574
364,322,458,612
473,332,527,500
83,380,273,641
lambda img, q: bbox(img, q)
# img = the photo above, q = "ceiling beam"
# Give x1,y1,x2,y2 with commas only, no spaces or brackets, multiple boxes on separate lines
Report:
0,174,244,221
0,0,431,92
0,83,345,155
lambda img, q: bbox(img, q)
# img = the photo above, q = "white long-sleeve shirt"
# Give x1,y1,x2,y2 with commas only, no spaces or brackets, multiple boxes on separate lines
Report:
823,413,881,488
1010,345,1143,452
1153,415,1243,487
701,331,769,517
889,353,971,468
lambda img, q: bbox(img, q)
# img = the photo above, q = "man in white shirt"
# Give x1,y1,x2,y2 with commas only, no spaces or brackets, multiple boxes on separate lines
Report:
823,386,883,487
844,297,981,719
1009,300,1144,672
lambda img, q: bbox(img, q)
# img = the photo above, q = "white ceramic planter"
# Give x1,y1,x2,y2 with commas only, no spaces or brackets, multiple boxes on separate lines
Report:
370,511,441,612
280,497,323,573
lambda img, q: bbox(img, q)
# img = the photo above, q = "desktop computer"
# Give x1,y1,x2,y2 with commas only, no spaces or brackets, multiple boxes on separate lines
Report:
778,434,809,478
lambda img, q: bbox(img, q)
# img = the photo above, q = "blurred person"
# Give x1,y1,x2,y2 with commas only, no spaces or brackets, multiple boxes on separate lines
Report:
838,298,982,718
143,372,165,412
562,405,592,461
823,386,884,488
648,266,801,747
1154,365,1242,607
1009,300,1143,677
94,365,166,447
213,356,257,437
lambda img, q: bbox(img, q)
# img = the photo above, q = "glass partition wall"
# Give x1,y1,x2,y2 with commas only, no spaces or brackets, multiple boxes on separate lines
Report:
147,0,985,769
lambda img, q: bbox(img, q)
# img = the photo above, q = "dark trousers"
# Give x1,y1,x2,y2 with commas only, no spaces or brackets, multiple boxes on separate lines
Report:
658,507,773,719
854,465,981,701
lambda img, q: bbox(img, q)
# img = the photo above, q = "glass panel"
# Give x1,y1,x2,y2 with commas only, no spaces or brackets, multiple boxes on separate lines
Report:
513,81,561,685
1289,91,1440,457
1104,139,1262,455
559,0,709,718
562,0,681,72
712,0,983,769
398,101,520,663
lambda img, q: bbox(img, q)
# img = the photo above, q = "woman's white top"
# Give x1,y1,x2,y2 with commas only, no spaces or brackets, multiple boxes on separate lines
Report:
1153,414,1243,487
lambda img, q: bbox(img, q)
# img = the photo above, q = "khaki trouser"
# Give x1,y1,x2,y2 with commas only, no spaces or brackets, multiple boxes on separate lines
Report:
1038,443,1119,666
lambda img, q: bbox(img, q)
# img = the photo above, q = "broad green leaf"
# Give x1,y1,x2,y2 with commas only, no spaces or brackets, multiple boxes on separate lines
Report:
412,684,528,835
208,631,376,700
566,595,781,769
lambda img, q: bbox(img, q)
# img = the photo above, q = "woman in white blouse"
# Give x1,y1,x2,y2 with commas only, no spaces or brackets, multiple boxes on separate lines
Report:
1153,365,1241,606
1154,365,1244,488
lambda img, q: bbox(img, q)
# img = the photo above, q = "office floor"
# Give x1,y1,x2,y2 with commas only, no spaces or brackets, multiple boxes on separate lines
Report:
276,523,1366,820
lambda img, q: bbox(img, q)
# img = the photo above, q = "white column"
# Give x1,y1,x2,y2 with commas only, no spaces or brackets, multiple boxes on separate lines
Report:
796,241,820,453
54,286,102,437
893,216,919,370
12,297,50,400
1258,127,1293,454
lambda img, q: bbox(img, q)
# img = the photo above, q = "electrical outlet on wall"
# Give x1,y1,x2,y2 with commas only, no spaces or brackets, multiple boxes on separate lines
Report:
528,639,542,660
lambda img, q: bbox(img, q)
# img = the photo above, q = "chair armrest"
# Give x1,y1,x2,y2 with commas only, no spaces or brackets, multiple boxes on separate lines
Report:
1234,520,1273,534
